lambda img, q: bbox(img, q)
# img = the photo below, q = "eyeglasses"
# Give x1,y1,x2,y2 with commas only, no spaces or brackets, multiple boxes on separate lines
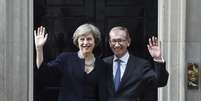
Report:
110,39,127,45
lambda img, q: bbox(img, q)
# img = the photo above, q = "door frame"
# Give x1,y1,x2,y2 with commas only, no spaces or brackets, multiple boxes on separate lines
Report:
28,0,186,101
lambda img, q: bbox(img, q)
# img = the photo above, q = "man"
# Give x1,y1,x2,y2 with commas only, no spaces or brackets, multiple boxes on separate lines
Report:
103,26,168,101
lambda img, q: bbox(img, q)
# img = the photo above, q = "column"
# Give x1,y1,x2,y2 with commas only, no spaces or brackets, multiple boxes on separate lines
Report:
0,0,33,101
158,0,186,101
0,0,7,100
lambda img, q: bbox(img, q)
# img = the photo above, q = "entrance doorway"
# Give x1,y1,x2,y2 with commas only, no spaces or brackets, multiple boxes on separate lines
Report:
34,0,157,101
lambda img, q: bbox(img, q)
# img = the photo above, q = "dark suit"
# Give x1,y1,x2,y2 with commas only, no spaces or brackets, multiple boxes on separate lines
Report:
103,54,168,101
38,52,107,101
153,62,168,87
140,60,169,101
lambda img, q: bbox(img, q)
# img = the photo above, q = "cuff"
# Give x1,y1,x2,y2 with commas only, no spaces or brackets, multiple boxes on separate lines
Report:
153,56,165,63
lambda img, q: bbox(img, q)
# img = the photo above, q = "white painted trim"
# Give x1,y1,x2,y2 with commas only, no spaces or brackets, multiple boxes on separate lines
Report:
28,0,33,100
158,0,186,101
179,0,186,101
0,0,7,100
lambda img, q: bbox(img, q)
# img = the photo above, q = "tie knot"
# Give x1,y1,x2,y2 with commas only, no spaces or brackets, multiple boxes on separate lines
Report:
115,58,121,62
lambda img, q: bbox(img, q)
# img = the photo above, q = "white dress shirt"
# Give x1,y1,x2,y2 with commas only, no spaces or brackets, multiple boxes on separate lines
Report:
113,51,130,81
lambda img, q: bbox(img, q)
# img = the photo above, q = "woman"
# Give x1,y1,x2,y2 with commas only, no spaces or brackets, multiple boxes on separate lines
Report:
34,24,107,101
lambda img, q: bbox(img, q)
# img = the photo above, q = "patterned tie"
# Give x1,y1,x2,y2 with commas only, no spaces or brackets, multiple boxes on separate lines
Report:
114,59,121,92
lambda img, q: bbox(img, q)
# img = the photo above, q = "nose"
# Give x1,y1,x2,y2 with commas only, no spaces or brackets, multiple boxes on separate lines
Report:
83,39,88,45
114,42,120,47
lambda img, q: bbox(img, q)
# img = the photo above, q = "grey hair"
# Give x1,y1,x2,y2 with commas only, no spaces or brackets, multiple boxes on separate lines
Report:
109,26,131,43
72,23,101,47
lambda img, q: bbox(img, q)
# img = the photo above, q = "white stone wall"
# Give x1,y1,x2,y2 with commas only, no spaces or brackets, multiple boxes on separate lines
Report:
0,0,7,100
158,0,186,101
0,0,33,101
186,0,201,100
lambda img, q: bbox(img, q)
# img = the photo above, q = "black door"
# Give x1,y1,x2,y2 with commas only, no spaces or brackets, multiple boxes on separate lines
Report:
34,0,157,101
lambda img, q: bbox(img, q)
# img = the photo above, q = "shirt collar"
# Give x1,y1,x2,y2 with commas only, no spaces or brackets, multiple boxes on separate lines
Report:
113,51,130,63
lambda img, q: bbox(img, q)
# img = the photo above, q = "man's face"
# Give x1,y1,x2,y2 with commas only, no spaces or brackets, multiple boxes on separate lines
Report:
109,30,130,58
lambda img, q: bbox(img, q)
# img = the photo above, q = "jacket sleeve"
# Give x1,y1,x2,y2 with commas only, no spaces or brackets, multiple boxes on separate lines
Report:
139,84,157,101
140,61,158,101
142,61,158,88
153,62,169,87
38,53,66,81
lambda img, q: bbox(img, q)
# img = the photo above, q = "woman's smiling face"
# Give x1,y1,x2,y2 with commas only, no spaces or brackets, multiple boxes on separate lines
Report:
77,33,95,55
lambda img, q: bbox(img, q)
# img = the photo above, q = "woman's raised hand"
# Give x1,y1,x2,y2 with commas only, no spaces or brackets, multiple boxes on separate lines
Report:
34,26,48,49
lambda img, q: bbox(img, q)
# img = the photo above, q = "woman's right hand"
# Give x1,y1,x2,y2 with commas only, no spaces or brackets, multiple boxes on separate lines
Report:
34,26,48,49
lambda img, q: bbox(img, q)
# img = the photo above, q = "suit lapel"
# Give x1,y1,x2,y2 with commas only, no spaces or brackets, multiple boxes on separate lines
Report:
107,55,137,94
118,55,136,91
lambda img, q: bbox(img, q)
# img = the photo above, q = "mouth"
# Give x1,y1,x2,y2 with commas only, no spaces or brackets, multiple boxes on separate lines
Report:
114,46,121,50
82,45,91,48
113,46,124,53
81,45,92,50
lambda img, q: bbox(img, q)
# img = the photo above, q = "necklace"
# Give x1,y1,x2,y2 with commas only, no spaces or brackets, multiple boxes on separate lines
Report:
84,55,95,74
85,63,94,67
77,51,95,74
